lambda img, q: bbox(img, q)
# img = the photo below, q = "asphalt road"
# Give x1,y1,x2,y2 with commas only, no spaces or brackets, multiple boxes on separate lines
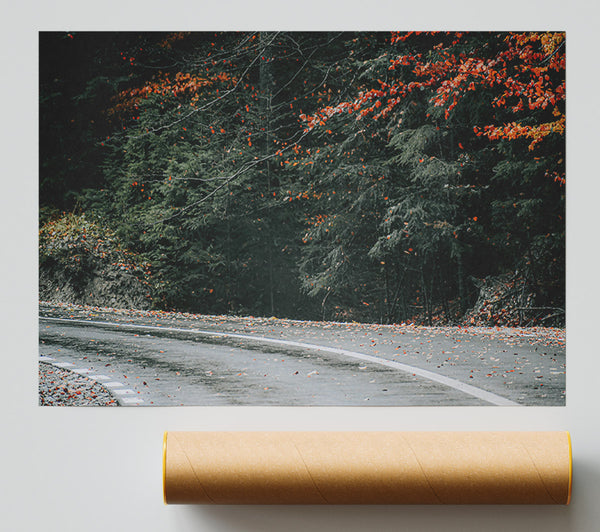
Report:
38,303,566,406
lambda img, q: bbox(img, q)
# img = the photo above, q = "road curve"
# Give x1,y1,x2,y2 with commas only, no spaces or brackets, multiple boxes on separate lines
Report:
38,304,566,406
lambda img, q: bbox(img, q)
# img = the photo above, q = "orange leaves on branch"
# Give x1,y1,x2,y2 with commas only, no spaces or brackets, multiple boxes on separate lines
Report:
474,114,565,150
158,32,190,49
548,171,566,186
428,31,564,126
300,30,565,169
109,70,236,119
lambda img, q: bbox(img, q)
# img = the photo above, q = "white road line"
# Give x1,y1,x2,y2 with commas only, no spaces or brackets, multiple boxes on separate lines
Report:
39,356,145,407
40,316,519,406
53,361,74,368
122,397,144,404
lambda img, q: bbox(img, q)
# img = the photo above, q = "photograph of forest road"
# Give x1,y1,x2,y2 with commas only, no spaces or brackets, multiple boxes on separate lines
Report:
39,31,565,407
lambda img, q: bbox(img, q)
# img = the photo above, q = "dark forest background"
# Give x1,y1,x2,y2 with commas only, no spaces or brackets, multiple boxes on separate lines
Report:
39,31,565,326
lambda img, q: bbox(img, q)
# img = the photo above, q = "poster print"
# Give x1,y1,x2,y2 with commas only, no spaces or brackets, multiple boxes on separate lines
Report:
39,31,565,406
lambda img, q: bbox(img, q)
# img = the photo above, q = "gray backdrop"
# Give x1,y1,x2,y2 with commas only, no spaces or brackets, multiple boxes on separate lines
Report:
2,1,599,530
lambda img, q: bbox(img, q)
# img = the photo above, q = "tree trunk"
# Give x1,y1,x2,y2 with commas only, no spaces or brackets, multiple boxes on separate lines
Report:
456,249,467,313
260,32,276,316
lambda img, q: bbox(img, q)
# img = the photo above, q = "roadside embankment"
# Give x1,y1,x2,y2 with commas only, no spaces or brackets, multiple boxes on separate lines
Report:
39,362,118,406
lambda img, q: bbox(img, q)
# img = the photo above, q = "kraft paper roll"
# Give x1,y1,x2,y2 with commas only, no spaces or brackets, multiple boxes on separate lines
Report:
163,431,572,505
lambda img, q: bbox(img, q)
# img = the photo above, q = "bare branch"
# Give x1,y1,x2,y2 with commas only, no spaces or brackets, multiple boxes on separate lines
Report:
148,128,310,226
127,32,281,140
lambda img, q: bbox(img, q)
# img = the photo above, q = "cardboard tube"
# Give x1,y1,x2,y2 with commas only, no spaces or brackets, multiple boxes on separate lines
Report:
163,431,572,505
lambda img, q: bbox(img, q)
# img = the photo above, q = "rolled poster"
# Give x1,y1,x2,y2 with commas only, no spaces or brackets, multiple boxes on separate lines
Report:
163,431,572,504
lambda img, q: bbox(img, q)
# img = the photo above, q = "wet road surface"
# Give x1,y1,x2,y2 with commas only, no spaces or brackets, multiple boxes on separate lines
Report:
38,303,565,406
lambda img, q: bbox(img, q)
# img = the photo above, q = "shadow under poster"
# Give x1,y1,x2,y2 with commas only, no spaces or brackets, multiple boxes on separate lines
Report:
38,31,565,406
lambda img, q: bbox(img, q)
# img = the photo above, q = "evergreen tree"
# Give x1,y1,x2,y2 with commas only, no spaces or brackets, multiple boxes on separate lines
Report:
39,31,565,325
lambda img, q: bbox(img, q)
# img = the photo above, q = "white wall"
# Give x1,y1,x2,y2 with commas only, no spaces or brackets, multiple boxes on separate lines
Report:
2,1,599,530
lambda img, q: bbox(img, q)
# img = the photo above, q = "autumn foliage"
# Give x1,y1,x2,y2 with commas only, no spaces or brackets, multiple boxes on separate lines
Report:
303,32,564,172
109,71,235,119
39,212,151,282
39,31,565,325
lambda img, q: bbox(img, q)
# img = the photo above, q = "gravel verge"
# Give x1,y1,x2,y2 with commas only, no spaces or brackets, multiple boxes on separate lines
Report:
39,362,119,406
